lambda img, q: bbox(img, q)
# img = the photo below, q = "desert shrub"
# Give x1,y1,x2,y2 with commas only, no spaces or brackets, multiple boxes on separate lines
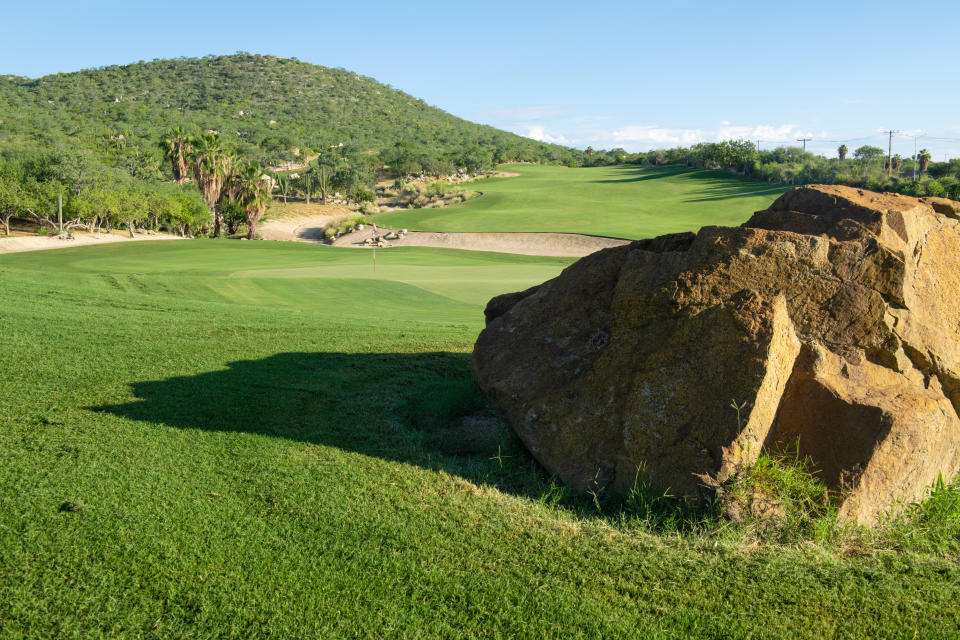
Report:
926,178,946,197
322,213,372,238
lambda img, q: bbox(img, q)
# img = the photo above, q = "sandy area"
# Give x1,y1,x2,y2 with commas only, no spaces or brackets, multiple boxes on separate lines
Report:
259,212,351,242
330,228,630,257
0,231,185,254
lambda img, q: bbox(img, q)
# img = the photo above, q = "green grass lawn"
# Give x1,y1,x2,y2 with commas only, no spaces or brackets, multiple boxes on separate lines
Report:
1,240,959,638
376,164,790,238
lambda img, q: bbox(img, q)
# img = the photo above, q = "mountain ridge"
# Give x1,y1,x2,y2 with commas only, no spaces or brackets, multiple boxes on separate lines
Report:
0,53,576,174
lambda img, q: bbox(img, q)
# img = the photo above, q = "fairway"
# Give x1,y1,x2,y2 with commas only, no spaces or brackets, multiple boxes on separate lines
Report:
2,241,959,638
376,164,790,238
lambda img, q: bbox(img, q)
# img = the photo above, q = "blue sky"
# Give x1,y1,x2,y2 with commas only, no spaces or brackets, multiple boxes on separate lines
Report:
3,0,960,157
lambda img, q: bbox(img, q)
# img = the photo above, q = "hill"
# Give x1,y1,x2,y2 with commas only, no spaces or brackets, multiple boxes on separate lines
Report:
0,54,574,175
377,164,790,238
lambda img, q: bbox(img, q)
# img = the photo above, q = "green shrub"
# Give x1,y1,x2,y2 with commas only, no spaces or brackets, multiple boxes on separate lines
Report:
323,213,372,238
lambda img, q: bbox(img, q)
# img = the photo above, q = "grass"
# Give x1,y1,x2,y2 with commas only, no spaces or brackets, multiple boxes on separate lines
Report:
1,240,959,638
375,164,790,239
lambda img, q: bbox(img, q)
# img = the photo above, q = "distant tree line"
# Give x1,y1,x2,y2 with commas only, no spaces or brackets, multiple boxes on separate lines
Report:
573,140,960,201
0,147,209,237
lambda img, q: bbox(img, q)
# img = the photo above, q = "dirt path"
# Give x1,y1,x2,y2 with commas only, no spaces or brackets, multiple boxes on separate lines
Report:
0,231,185,255
329,228,630,257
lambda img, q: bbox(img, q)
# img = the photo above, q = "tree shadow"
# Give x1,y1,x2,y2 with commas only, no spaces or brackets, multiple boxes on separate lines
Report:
590,165,787,204
590,165,690,184
683,182,787,203
91,351,563,503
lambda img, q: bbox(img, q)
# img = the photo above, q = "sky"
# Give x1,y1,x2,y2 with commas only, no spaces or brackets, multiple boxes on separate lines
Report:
3,0,960,158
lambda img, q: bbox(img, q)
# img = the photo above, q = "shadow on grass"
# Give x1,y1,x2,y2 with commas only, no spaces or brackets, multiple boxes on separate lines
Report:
92,351,568,504
683,182,787,204
591,165,787,204
589,164,691,184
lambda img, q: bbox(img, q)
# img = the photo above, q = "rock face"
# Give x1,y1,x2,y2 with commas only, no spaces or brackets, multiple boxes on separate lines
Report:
472,186,960,524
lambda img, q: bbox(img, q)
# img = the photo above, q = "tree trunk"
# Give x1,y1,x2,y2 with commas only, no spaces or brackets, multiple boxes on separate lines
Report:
247,220,257,240
2,215,9,236
282,192,287,204
128,220,135,238
213,205,222,238
305,190,310,205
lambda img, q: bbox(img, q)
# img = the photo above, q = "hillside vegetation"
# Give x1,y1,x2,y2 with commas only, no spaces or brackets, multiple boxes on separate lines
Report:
0,54,571,173
377,164,789,238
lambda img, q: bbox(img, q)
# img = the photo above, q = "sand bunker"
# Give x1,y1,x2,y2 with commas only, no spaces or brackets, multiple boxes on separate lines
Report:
0,231,184,254
330,228,630,257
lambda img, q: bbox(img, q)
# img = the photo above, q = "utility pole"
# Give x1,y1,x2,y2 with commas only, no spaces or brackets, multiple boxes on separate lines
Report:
796,138,812,153
912,134,918,181
756,140,760,153
883,129,899,177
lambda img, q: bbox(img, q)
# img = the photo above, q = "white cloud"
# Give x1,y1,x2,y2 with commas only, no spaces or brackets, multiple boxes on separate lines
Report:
526,125,569,144
516,119,840,152
611,125,709,147
716,123,801,142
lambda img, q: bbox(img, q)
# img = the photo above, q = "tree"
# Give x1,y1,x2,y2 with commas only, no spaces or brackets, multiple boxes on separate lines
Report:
160,126,193,185
298,170,316,205
853,145,884,163
331,165,375,205
169,189,210,236
0,172,22,236
918,149,932,174
235,162,271,239
315,151,339,205
190,134,231,237
111,185,148,237
838,145,848,161
273,173,291,204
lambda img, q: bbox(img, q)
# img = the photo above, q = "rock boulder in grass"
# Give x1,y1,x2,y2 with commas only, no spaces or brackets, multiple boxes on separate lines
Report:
471,185,960,524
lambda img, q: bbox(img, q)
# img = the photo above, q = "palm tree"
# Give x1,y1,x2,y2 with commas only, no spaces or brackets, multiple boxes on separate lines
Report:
160,127,193,185
235,162,271,240
838,144,848,161
190,134,231,237
918,149,932,174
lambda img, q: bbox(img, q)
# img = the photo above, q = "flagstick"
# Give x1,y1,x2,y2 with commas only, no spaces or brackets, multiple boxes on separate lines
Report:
373,244,376,275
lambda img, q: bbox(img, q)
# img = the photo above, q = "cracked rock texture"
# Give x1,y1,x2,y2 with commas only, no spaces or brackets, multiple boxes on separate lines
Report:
472,185,960,524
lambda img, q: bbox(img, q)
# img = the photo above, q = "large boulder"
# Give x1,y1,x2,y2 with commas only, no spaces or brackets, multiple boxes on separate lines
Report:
472,186,960,524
